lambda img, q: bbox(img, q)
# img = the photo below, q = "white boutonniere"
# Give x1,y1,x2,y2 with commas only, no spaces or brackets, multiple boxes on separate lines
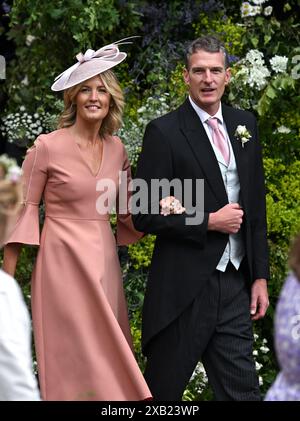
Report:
235,125,252,147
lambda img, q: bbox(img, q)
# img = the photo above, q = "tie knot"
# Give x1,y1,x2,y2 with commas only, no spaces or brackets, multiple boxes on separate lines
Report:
207,118,219,130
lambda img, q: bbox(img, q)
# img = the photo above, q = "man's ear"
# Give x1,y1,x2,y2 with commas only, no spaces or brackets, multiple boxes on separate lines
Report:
183,68,190,85
224,67,231,86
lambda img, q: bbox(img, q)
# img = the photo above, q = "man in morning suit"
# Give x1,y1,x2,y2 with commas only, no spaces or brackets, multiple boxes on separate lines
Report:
132,36,269,401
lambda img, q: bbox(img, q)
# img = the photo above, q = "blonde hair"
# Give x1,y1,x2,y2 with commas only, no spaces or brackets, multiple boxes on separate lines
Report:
57,69,124,137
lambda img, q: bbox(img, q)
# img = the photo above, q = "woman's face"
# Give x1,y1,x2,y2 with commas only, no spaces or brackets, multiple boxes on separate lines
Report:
74,75,111,125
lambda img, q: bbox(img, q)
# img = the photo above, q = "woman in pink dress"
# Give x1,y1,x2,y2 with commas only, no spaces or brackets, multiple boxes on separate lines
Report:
2,40,151,401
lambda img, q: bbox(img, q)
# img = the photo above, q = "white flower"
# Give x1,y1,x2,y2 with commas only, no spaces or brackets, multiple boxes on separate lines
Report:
252,0,267,4
259,376,263,386
241,2,252,17
270,55,288,73
241,2,263,17
255,361,263,371
25,35,36,47
275,125,291,134
249,5,262,16
237,50,271,89
235,125,252,147
253,350,258,356
245,50,265,66
260,346,270,353
264,6,273,16
1,108,52,146
21,75,29,86
248,66,270,89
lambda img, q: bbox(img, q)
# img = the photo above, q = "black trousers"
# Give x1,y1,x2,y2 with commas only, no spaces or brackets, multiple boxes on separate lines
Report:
143,262,261,401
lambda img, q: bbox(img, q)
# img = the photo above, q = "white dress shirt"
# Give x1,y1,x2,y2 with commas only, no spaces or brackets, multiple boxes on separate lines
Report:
188,96,245,271
0,269,40,400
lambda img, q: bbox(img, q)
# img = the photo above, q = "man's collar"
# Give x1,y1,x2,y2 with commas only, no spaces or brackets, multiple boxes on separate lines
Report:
188,96,224,125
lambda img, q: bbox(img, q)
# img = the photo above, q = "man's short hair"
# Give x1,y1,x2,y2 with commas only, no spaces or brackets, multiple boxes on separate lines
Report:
185,35,230,69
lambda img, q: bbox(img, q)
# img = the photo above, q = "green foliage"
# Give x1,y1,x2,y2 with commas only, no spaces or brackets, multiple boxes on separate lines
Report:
124,268,147,312
124,269,147,370
252,331,277,397
261,157,300,358
183,362,213,401
129,308,146,371
128,235,155,270
265,158,300,244
168,63,186,106
259,102,300,163
120,93,171,168
241,10,300,59
194,13,246,58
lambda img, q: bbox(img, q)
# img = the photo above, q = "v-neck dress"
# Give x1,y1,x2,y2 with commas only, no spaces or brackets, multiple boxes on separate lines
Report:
6,128,151,401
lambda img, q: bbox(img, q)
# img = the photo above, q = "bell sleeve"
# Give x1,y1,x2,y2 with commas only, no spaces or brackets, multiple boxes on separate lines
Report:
6,136,48,246
116,145,143,246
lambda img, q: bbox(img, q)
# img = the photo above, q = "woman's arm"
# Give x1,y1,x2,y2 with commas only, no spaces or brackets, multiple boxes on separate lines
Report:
2,243,22,277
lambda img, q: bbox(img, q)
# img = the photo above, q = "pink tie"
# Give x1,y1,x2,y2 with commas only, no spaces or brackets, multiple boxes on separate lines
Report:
207,118,230,165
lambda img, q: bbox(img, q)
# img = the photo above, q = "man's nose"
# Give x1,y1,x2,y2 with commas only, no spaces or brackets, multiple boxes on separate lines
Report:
203,70,213,83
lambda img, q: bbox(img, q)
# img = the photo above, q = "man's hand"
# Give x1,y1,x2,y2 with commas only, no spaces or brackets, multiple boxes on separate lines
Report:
208,203,243,234
250,278,269,321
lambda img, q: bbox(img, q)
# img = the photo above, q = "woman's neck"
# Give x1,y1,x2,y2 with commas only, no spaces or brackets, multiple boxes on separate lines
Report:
70,120,102,146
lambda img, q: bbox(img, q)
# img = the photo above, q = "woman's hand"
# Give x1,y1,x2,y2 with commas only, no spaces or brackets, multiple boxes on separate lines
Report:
159,196,186,216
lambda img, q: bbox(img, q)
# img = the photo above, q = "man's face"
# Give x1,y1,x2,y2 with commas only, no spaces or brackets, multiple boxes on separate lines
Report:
183,49,230,115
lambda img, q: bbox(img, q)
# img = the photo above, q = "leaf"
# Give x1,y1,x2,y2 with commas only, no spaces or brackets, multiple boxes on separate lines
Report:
255,16,264,26
266,86,276,99
250,37,259,48
48,9,64,20
264,35,272,45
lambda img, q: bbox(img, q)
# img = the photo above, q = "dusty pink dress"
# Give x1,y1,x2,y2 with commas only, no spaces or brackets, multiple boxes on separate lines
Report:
7,128,151,401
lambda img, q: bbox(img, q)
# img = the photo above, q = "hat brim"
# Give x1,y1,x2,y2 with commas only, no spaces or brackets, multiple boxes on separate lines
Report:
51,52,127,92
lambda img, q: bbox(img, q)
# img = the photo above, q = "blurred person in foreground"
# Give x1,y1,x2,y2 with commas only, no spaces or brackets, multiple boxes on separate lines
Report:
265,234,300,401
0,155,40,400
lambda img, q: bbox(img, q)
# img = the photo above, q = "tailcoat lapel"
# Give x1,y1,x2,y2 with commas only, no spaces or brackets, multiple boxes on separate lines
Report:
179,99,228,207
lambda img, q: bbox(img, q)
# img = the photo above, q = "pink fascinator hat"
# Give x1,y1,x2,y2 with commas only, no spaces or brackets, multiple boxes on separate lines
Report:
51,37,136,92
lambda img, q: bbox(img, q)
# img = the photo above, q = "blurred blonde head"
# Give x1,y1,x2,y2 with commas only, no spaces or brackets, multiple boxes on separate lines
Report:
58,69,124,137
0,159,22,246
